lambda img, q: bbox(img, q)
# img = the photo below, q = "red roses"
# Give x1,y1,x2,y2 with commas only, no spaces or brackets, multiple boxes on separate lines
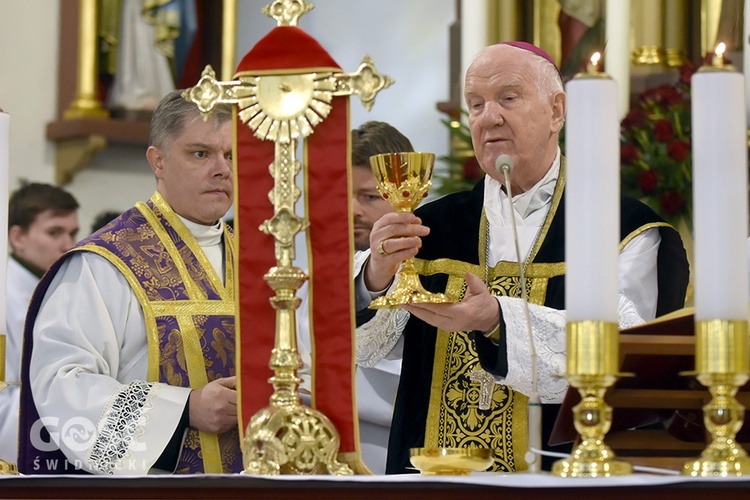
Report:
620,63,696,226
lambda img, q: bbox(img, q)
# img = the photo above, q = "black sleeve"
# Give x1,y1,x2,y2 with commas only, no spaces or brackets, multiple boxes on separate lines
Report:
151,399,190,472
470,310,509,377
355,306,377,327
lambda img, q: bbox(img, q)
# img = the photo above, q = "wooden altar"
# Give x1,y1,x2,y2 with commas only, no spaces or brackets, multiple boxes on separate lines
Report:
0,473,750,500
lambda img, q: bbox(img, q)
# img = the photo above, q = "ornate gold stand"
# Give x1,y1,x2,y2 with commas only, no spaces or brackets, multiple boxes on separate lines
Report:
239,141,352,476
552,322,632,477
682,320,750,476
184,0,393,475
0,386,17,476
0,336,18,475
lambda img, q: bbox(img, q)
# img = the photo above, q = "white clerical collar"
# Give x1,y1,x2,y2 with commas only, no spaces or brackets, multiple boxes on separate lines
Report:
177,215,224,247
485,148,560,220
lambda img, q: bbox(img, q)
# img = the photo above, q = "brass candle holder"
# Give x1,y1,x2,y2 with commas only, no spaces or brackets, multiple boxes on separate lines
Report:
368,152,453,309
0,335,18,475
682,320,750,476
552,321,632,477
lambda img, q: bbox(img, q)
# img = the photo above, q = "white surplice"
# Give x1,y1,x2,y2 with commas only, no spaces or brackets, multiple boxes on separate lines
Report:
0,257,38,463
29,217,225,475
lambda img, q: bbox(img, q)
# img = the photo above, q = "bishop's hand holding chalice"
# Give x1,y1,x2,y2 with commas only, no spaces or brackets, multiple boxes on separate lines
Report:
368,152,454,309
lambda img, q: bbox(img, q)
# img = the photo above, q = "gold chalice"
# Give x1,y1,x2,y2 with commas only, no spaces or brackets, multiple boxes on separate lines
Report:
369,152,453,309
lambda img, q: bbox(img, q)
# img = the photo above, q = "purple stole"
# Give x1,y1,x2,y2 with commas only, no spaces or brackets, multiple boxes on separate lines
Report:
18,193,241,474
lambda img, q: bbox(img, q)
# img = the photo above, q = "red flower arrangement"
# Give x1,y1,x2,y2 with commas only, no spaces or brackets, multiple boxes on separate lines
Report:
620,63,697,226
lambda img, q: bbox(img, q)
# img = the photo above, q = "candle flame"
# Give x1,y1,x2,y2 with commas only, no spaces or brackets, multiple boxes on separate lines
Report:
585,52,602,75
715,42,726,57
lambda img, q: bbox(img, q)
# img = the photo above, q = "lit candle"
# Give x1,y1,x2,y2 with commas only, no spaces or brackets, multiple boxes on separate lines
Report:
565,53,620,322
605,0,631,119
692,43,749,321
0,109,8,382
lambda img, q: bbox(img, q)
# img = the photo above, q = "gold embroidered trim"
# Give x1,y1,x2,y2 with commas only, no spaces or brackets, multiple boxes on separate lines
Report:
175,314,223,473
72,244,162,381
619,221,672,250
151,192,232,301
137,199,203,300
422,160,567,471
150,301,235,316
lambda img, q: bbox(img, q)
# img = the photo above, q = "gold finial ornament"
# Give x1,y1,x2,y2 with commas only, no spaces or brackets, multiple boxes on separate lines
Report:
263,0,314,26
336,56,394,111
182,1,393,476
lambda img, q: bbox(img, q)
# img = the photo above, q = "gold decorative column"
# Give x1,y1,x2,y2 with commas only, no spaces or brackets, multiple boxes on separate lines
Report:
664,0,688,67
64,0,108,119
221,0,237,80
632,0,665,65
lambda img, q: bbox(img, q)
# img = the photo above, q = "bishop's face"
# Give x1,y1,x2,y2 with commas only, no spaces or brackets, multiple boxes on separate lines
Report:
464,45,564,194
149,116,234,225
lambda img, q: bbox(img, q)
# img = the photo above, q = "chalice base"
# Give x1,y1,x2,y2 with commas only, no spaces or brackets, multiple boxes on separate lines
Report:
0,459,18,475
552,444,632,478
369,272,453,309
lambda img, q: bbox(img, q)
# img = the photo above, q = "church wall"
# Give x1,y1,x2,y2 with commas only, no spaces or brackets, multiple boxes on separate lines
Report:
0,0,454,237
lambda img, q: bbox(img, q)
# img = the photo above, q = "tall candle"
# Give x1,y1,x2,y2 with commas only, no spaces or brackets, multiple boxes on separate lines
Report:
0,109,8,382
692,44,749,320
565,54,620,322
605,0,631,118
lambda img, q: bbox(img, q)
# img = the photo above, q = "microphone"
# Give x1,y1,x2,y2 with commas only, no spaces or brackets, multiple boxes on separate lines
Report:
494,153,542,473
495,154,514,175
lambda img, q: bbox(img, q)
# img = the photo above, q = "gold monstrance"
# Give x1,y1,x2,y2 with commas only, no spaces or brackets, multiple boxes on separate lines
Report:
184,0,392,475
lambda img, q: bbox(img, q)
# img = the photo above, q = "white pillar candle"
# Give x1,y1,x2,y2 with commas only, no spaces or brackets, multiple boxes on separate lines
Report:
605,0,631,119
0,110,8,338
692,45,749,320
460,0,488,101
565,56,620,322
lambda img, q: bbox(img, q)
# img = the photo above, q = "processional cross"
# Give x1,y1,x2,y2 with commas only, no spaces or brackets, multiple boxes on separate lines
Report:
183,0,393,475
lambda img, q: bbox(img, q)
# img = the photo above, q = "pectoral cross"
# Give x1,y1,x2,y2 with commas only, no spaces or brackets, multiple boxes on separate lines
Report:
470,368,495,411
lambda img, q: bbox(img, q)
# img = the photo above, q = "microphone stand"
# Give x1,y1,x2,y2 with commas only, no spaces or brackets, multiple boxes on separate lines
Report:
497,155,542,474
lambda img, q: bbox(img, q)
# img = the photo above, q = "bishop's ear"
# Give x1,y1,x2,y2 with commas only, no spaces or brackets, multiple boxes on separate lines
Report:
550,92,566,133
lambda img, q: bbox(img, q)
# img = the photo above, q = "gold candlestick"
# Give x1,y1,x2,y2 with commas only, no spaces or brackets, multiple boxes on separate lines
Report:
682,320,750,476
0,335,18,475
552,322,632,477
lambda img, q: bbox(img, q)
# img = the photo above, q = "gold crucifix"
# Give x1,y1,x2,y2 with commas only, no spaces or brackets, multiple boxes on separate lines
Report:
182,0,393,476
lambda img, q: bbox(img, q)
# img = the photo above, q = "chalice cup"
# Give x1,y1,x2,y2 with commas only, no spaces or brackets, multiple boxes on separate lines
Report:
369,152,453,309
